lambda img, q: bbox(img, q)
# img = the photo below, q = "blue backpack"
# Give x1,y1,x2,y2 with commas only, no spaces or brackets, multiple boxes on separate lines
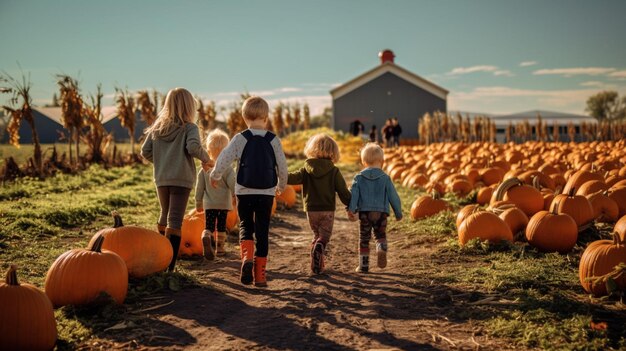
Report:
237,130,278,189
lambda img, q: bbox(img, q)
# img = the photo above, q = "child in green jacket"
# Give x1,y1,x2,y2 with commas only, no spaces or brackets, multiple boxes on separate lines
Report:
288,134,351,274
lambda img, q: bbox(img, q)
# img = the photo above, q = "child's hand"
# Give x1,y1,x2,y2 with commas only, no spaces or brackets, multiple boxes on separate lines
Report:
347,211,358,222
210,179,218,188
202,161,212,172
275,189,282,196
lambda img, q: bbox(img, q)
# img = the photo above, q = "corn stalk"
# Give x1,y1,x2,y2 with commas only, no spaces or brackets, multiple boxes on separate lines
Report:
136,90,157,127
82,84,111,163
115,87,136,155
303,103,310,130
56,74,85,166
1,71,43,176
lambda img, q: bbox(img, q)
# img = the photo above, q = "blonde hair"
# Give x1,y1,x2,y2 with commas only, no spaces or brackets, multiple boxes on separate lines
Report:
206,128,230,159
360,143,384,166
146,87,197,136
304,133,340,163
242,96,269,121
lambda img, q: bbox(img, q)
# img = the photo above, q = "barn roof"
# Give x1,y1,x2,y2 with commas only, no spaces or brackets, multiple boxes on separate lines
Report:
330,62,448,101
31,106,119,125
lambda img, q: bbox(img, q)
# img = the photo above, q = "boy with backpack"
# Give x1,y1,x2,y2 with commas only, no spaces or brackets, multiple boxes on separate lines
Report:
210,96,288,287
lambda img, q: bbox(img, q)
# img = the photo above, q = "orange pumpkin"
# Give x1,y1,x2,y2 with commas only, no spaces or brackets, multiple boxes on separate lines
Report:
410,193,450,220
525,210,578,253
476,185,494,205
458,211,513,245
579,232,626,296
180,209,205,256
276,185,297,209
448,179,472,197
491,178,544,216
612,215,626,244
0,265,57,350
576,180,608,196
480,167,505,186
563,169,604,195
88,212,173,278
608,187,626,218
456,204,481,228
586,191,619,223
45,235,128,307
550,188,595,230
499,207,529,239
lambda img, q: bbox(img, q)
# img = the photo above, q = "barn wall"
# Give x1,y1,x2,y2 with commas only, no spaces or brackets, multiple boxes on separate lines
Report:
332,72,446,139
0,110,69,144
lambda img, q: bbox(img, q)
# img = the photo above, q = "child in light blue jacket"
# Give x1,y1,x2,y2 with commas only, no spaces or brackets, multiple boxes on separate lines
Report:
348,143,402,273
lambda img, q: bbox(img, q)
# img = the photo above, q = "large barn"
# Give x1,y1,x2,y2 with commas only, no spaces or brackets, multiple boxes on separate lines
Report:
330,50,448,140
0,106,147,145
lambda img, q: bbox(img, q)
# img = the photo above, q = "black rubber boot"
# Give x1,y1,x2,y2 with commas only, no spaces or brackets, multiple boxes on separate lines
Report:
167,233,181,272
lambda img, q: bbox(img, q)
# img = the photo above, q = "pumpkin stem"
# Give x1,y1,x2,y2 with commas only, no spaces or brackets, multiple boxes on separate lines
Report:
6,265,18,286
614,231,625,246
111,211,124,228
89,234,105,253
431,189,440,200
568,187,576,197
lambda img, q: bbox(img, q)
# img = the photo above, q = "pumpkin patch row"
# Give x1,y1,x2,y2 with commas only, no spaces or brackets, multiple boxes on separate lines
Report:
388,140,626,297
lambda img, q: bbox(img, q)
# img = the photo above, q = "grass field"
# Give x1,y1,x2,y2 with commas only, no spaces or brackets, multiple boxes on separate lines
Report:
1,159,625,350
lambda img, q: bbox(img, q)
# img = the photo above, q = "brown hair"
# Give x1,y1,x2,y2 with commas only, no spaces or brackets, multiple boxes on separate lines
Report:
304,133,340,163
241,96,269,121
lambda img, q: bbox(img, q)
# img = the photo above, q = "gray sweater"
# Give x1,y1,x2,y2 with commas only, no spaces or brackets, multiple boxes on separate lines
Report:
210,128,288,196
141,123,210,189
195,166,236,210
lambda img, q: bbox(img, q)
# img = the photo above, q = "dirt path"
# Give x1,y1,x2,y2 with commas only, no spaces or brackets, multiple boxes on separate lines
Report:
92,207,519,351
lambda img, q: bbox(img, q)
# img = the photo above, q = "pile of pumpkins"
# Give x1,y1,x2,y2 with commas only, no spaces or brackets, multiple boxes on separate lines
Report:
0,213,169,350
388,140,626,296
0,185,301,350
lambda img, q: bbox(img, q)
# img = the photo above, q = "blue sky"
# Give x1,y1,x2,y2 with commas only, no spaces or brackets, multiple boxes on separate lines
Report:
1,0,625,116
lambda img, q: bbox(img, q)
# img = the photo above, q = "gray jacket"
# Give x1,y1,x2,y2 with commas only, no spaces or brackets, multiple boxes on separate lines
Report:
141,123,210,189
195,166,236,210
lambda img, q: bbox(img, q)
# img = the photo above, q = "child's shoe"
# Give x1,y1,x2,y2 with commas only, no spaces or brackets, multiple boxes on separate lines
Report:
157,224,166,236
201,230,216,260
311,240,325,274
215,231,227,255
254,256,268,287
355,254,369,273
376,241,388,269
240,240,255,285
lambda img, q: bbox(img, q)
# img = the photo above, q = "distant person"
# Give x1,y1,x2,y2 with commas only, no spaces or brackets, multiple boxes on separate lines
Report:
369,125,378,143
210,96,288,287
392,118,402,147
194,129,235,259
350,120,364,137
347,143,402,273
141,87,212,272
287,133,351,274
382,119,393,147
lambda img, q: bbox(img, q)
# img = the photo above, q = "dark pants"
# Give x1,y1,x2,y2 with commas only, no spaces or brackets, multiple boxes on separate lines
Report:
237,195,274,258
157,186,191,231
205,209,228,232
358,211,388,254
